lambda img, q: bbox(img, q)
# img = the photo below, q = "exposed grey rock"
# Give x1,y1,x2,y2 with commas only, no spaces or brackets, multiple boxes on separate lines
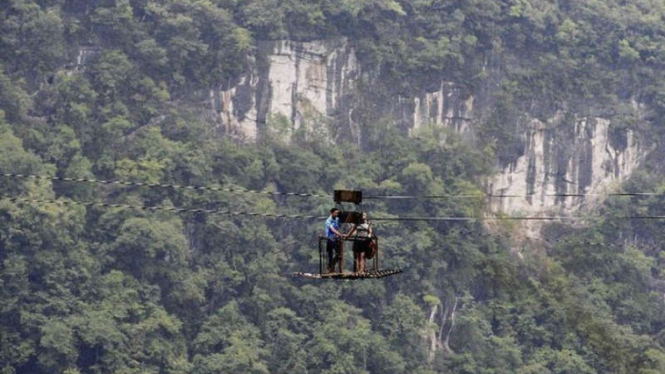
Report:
486,114,647,216
207,38,652,217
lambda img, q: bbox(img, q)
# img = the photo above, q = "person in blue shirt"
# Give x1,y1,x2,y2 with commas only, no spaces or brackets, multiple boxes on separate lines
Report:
325,208,345,273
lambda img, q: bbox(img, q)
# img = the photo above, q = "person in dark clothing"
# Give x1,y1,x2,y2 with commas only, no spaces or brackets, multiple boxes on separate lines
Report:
346,212,373,273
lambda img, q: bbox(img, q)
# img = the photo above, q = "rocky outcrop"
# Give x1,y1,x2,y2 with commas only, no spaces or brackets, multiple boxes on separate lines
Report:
207,38,651,217
412,82,474,135
211,39,360,141
209,38,475,141
75,46,101,70
487,115,645,215
62,38,653,222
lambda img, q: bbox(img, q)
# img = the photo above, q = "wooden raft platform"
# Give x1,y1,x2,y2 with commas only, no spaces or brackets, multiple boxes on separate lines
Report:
292,269,403,280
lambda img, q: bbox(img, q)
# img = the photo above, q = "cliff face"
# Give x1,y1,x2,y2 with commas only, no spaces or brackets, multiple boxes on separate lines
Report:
210,38,475,142
206,39,649,215
411,82,474,135
487,115,646,215
211,39,359,141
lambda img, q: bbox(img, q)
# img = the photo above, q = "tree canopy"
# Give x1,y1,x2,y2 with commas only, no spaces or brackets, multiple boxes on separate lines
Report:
2,0,665,373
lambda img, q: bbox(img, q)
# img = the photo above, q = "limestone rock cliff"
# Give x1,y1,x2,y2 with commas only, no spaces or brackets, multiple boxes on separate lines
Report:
211,39,359,141
208,38,476,141
487,115,646,215
412,82,474,135
205,39,650,216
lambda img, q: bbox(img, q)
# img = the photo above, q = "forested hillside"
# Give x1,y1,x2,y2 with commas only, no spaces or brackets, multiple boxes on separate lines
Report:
3,0,665,373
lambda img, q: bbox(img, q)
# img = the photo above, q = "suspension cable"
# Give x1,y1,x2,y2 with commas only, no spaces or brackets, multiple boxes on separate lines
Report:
4,196,665,222
3,172,661,201
364,192,660,199
1,173,328,199
2,196,327,220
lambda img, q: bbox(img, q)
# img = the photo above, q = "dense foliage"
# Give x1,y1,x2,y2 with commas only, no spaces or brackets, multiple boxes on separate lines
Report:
3,0,665,374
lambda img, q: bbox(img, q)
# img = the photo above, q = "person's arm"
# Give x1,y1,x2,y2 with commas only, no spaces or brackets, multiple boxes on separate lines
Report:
346,225,357,238
329,225,344,237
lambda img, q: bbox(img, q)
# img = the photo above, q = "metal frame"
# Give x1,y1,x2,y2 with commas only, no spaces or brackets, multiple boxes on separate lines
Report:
297,189,401,280
318,235,379,276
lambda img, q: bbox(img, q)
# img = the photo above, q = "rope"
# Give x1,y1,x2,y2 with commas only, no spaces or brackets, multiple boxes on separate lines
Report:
371,215,665,221
0,173,328,199
364,192,661,200
381,227,639,248
371,216,571,222
4,196,665,222
2,197,327,220
3,172,662,201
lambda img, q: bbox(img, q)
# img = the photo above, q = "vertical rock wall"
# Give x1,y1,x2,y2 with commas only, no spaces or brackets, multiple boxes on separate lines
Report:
205,38,650,217
487,115,645,215
210,39,475,141
211,39,359,141
412,82,474,134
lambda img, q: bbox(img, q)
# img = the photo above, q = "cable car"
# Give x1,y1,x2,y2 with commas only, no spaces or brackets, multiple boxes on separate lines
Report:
293,190,402,280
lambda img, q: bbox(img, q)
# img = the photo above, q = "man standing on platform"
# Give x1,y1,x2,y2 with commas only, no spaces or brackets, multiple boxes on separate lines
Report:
325,208,345,273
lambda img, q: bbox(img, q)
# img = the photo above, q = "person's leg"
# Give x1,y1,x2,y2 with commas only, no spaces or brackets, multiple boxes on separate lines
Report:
327,239,335,273
359,240,367,272
335,240,342,273
352,241,359,273
359,248,365,273
352,250,357,273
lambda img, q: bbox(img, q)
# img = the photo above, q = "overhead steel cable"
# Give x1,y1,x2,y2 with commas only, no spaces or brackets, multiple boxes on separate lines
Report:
0,172,328,199
2,172,663,201
4,196,665,222
2,196,327,220
364,192,661,200
371,215,665,221
36,195,646,250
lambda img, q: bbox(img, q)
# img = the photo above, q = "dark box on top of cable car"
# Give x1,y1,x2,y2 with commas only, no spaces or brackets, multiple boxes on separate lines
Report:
334,190,362,205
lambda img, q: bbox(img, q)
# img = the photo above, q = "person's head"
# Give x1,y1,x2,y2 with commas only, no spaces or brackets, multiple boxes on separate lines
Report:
330,208,339,218
361,212,368,222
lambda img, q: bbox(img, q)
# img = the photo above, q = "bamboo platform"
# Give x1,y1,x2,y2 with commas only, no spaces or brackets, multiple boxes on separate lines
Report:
292,269,403,280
